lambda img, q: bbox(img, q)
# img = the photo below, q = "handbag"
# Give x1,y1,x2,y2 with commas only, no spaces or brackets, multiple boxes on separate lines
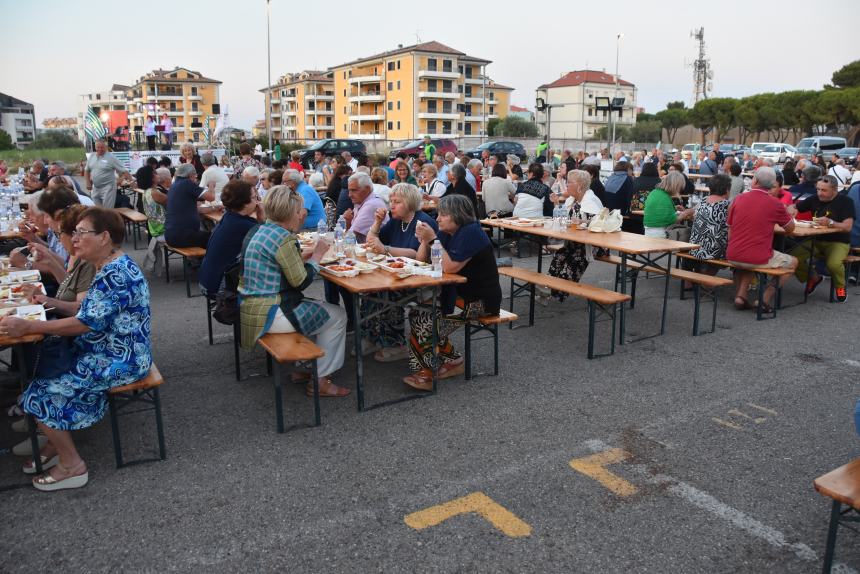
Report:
32,336,77,379
666,222,691,242
588,208,622,233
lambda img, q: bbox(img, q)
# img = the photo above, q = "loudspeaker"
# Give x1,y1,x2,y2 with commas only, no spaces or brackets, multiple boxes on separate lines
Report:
211,104,220,114
133,125,143,132
191,121,202,128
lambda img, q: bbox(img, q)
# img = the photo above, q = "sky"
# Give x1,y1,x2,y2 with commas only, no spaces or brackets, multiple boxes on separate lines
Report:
2,0,856,130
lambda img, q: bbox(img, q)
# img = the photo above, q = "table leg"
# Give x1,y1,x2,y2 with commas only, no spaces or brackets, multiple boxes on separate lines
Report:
660,253,672,335
803,238,815,304
352,294,364,412
431,287,439,395
14,345,42,475
619,252,628,345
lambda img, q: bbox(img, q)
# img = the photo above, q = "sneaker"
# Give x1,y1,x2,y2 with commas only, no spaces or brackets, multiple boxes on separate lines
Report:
10,417,28,433
849,275,858,285
805,276,824,296
835,287,847,303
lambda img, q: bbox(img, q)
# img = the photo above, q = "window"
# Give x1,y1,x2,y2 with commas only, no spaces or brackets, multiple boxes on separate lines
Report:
191,102,198,111
387,62,395,71
343,89,347,97
326,118,332,126
465,66,473,79
489,91,495,100
397,101,401,110
325,102,332,111
442,121,452,134
588,108,593,117
443,59,452,72
343,72,347,79
458,65,464,75
397,61,401,70
465,86,472,97
464,104,471,115
388,81,393,91
327,131,333,138
428,100,437,113
388,121,393,130
193,132,199,142
397,121,400,129
489,106,494,114
397,81,400,89
442,101,452,113
427,120,436,133
308,101,315,111
169,102,176,111
343,124,347,131
427,58,437,71
464,123,471,135
343,106,347,114
96,94,101,100
427,79,437,92
442,80,452,92
191,86,198,96
388,101,393,111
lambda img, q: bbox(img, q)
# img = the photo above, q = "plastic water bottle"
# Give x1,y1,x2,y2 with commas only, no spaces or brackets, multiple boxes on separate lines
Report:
334,216,345,257
344,228,356,258
431,240,443,278
553,204,563,230
316,218,327,240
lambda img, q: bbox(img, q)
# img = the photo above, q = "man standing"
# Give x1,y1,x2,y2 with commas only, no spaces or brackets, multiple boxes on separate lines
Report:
535,140,548,162
788,174,855,302
341,151,358,171
726,167,797,311
199,153,229,200
699,151,718,175
422,136,436,162
85,139,130,208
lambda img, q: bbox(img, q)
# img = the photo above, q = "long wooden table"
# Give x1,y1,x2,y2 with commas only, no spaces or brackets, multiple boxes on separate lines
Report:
318,263,466,411
481,218,698,343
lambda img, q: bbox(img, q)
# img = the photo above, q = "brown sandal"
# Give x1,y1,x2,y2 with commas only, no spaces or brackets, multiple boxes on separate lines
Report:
306,379,350,398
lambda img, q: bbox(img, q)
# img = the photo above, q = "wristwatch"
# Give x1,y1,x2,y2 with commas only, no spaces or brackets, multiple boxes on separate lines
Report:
25,260,33,270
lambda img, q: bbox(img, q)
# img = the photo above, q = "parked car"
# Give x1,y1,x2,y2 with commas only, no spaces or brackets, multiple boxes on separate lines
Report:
718,144,736,157
297,139,367,168
832,147,859,166
758,143,797,164
750,142,774,156
795,136,847,157
464,141,528,163
388,138,458,162
681,143,701,156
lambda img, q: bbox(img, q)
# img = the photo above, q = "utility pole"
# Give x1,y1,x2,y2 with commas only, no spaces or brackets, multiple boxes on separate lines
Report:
690,27,711,105
611,33,623,154
266,0,273,154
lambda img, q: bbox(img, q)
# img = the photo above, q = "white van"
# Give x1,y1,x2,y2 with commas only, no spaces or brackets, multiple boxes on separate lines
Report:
795,136,847,156
750,142,774,155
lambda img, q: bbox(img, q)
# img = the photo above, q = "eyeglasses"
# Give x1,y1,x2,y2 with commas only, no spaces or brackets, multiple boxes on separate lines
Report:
72,229,99,239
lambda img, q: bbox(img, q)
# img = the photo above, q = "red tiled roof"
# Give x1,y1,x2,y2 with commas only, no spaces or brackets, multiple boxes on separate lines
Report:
510,105,530,112
539,70,634,89
332,40,490,69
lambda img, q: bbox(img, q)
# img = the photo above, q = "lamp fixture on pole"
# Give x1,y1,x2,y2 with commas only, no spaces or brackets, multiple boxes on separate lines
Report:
611,33,623,153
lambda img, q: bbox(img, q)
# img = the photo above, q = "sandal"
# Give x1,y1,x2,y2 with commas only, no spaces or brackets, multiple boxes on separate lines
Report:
402,369,433,392
753,300,774,314
437,360,465,380
23,454,59,475
306,379,350,398
734,297,753,310
33,462,88,492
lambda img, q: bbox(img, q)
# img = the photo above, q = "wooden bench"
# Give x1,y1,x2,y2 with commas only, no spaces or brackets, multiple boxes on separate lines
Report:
813,458,860,573
499,267,630,359
106,364,166,468
596,254,733,335
462,308,518,380
257,333,325,433
113,207,148,250
673,252,794,321
830,255,860,302
163,245,206,298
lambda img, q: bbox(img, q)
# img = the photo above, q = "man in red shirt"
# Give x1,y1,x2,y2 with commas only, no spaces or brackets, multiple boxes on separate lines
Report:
726,166,797,311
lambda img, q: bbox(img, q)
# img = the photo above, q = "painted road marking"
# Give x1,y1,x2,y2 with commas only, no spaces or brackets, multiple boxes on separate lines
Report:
569,448,638,497
714,403,776,430
712,417,742,430
404,492,532,538
747,403,778,416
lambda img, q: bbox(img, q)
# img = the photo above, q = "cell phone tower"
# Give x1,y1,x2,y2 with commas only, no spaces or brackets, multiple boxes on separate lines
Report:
690,27,712,105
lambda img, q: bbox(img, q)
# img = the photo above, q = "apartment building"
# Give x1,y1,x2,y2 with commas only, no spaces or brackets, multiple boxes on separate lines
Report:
260,71,335,142
0,93,36,148
535,70,637,140
125,67,221,144
328,41,512,141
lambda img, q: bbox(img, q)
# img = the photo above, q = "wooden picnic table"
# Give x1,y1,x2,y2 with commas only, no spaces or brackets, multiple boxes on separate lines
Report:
481,218,698,344
201,209,224,224
319,261,465,412
0,331,46,473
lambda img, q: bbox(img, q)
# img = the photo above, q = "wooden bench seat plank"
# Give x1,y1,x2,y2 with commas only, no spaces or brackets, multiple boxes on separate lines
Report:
110,364,163,394
114,207,148,223
499,267,630,306
166,245,207,258
814,458,860,509
843,255,860,263
674,252,795,276
476,309,518,325
258,333,325,362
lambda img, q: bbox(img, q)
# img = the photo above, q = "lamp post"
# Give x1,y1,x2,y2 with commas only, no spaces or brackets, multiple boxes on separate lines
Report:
611,33,623,154
265,0,273,155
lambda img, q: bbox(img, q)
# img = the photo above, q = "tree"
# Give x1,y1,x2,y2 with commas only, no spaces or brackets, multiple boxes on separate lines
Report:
831,60,860,89
628,120,662,143
493,115,538,137
666,101,686,109
593,125,630,141
655,107,688,143
0,128,13,150
487,117,501,136
31,131,83,149
689,98,736,142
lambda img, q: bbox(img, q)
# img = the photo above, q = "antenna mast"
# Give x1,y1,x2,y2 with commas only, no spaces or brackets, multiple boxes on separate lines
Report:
689,27,712,105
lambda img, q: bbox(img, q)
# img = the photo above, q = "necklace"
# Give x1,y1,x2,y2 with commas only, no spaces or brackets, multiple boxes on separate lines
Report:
400,216,414,233
96,249,119,271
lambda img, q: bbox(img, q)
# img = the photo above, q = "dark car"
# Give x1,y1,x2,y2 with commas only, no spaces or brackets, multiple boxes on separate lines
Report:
833,147,859,166
388,138,458,161
298,139,367,169
464,141,527,163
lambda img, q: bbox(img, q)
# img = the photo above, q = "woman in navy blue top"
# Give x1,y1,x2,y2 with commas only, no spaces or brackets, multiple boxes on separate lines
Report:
198,180,263,295
361,183,438,362
403,194,501,391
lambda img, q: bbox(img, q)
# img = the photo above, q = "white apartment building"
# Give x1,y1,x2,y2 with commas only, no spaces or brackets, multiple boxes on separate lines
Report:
0,93,36,148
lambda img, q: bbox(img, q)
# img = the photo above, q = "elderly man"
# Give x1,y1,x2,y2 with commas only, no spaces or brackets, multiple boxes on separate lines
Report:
699,151,718,176
828,158,852,187
788,165,820,204
23,159,49,192
422,136,436,162
479,149,491,166
436,152,454,184
85,139,130,208
787,174,855,302
164,163,217,248
283,169,325,230
46,174,95,206
741,152,754,171
726,166,797,312
200,152,229,200
465,159,483,193
343,172,388,242
341,151,358,171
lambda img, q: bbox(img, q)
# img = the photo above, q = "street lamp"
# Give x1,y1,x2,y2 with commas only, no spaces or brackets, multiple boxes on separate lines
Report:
611,33,623,153
265,0,273,155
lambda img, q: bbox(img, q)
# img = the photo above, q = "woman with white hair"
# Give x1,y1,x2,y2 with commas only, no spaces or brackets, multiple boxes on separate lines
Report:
642,171,694,238
179,142,204,178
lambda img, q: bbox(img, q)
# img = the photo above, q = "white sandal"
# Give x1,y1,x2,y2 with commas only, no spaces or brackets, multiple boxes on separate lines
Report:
32,463,88,492
23,455,59,475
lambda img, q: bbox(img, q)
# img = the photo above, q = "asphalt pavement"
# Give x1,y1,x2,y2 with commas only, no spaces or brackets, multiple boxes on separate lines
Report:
1,240,859,573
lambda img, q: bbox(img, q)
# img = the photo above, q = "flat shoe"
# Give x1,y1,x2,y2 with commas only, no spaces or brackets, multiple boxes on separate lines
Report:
23,455,59,475
402,370,433,391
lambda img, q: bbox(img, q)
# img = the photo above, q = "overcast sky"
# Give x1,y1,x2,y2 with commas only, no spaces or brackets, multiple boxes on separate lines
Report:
2,0,855,130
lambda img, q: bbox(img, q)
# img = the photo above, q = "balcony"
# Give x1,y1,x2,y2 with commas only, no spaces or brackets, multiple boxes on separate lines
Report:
283,110,297,117
306,94,334,101
305,124,334,130
269,112,280,119
423,132,457,139
152,94,183,100
311,109,334,115
418,91,461,99
281,95,297,103
348,93,385,103
464,77,484,85
133,97,143,103
349,133,385,140
464,114,499,122
418,112,459,120
165,110,184,117
348,75,382,84
348,114,384,121
418,69,460,80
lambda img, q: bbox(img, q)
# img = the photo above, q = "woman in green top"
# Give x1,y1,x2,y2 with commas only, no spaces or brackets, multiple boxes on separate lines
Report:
643,171,693,238
390,160,418,186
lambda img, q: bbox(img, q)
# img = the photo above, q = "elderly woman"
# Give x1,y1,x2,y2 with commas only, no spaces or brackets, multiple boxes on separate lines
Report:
513,163,552,218
287,150,304,173
360,183,439,362
420,163,447,200
688,174,732,271
445,163,478,216
239,185,349,398
232,142,262,178
179,142,204,178
390,160,417,186
22,204,95,317
482,163,515,217
1,208,151,490
643,171,694,238
547,170,606,301
550,162,569,197
199,180,263,296
404,195,501,390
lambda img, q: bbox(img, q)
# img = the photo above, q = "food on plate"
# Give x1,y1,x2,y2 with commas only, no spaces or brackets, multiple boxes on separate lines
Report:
388,261,406,269
327,265,355,272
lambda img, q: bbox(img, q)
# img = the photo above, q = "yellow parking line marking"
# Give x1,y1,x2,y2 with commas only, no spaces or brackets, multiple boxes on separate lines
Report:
404,492,532,538
712,418,742,430
746,403,777,415
727,409,753,420
569,448,637,497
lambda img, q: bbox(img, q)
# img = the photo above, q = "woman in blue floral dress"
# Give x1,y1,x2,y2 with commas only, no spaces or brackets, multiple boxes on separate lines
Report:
0,208,151,491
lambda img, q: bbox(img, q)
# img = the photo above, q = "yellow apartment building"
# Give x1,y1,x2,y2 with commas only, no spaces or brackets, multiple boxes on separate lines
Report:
328,41,512,141
126,67,221,144
261,71,335,142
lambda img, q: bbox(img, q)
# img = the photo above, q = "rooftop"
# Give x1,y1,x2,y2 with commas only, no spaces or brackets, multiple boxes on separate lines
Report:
0,92,33,109
133,67,222,86
331,40,491,69
538,70,634,89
